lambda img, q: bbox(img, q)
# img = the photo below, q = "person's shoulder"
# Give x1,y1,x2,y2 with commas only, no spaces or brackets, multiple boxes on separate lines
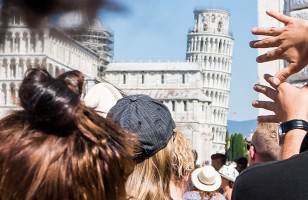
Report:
214,193,225,200
232,151,308,199
183,191,201,200
238,150,308,180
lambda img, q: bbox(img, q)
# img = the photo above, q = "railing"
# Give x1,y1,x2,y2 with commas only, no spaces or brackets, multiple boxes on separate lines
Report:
188,27,233,37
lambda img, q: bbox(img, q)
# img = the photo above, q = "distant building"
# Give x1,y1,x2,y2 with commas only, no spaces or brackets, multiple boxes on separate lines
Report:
104,8,234,163
0,8,113,117
56,11,114,75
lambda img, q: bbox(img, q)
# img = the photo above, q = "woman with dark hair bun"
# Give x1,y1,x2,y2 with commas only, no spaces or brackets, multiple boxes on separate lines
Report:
0,67,138,200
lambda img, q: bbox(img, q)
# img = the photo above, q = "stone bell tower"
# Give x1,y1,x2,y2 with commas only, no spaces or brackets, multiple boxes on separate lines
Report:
186,8,234,158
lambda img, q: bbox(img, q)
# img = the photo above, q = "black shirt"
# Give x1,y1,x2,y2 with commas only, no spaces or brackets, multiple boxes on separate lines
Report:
232,138,308,200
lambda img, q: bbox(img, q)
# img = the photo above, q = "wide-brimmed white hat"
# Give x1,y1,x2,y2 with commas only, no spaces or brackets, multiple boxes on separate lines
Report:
219,165,239,183
191,165,222,192
84,82,122,117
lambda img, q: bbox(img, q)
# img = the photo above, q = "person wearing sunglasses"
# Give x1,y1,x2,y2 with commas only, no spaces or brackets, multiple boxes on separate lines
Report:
247,122,282,165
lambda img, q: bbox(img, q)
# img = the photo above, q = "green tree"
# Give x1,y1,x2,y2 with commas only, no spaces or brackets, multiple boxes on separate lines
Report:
227,133,246,161
233,133,245,160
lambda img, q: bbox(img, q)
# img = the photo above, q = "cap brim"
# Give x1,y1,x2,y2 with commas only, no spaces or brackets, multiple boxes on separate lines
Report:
191,167,222,192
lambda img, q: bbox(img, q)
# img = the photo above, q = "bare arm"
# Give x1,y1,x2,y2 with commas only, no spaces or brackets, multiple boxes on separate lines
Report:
250,10,308,86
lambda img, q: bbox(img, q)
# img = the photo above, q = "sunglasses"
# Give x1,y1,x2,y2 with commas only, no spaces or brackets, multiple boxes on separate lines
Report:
245,141,252,151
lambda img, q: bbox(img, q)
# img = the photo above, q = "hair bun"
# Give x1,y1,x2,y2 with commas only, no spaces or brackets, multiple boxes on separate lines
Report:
19,67,83,129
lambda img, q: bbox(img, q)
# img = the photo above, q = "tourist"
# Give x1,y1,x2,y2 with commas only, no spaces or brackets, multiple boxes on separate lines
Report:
183,165,225,200
234,157,247,173
211,153,226,171
232,75,308,199
107,94,194,200
248,122,282,164
219,165,239,200
0,67,138,200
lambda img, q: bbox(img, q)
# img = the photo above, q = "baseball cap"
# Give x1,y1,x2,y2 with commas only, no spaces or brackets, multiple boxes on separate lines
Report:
107,94,175,161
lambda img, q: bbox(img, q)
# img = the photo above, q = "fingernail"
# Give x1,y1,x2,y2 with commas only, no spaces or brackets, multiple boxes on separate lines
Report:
273,77,280,85
251,27,257,33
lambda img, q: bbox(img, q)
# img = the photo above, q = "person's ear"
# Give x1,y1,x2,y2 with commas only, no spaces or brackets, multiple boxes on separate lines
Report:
249,145,256,160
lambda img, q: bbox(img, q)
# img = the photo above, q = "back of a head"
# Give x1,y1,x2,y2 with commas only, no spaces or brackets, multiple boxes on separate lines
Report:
107,94,176,200
252,122,282,162
211,153,226,171
0,67,137,200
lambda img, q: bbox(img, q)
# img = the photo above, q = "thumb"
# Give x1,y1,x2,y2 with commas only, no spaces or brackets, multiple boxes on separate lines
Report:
273,64,296,86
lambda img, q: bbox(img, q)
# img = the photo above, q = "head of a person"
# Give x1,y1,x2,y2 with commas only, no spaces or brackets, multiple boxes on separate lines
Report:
219,165,239,189
191,165,222,198
0,67,138,200
211,153,226,171
235,157,248,173
249,122,282,165
107,94,177,200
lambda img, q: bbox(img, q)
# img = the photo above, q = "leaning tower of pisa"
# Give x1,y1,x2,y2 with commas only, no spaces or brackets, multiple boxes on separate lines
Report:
186,9,234,155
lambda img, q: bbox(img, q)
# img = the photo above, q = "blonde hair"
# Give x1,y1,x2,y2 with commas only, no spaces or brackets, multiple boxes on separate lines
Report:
172,129,194,181
126,137,173,200
252,122,282,161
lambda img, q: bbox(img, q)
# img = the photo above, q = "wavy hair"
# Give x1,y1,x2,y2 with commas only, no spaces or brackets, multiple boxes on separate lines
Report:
0,67,138,200
172,129,194,181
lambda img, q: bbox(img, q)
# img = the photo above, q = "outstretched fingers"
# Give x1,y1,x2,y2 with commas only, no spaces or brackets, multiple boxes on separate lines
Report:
251,27,284,36
266,10,292,24
257,115,277,123
272,63,301,86
256,48,283,63
253,83,277,100
252,100,276,112
250,37,281,48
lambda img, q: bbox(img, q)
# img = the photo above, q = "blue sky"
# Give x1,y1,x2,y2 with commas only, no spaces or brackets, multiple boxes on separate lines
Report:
100,0,259,121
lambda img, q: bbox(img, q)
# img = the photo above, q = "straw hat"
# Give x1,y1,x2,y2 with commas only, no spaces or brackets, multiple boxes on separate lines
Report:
191,165,222,192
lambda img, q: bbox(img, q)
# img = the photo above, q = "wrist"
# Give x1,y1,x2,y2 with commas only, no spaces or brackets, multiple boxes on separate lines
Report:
278,119,308,144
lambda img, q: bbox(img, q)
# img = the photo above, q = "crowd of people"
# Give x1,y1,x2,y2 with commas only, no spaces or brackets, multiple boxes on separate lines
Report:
1,1,308,199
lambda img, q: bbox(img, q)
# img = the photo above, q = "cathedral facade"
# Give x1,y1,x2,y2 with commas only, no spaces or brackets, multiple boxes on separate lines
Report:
104,8,234,163
0,9,112,117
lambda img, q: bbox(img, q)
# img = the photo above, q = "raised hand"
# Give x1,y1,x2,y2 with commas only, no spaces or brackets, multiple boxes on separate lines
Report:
250,10,308,86
252,74,308,123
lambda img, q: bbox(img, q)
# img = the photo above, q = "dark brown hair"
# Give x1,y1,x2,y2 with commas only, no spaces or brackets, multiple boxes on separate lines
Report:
0,67,137,200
